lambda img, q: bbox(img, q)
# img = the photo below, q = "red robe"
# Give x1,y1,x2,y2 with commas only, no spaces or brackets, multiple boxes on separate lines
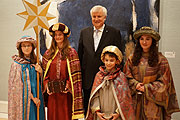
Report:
42,47,84,120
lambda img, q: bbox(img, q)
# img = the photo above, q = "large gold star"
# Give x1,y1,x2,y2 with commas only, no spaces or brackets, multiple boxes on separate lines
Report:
17,0,56,35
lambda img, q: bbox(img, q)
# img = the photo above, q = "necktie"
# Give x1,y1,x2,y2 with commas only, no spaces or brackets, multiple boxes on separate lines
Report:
94,29,100,51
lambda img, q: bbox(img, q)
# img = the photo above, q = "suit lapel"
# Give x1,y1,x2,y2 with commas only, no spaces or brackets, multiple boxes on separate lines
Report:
88,26,95,52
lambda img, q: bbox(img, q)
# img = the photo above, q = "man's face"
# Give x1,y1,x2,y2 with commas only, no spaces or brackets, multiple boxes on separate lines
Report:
91,9,106,29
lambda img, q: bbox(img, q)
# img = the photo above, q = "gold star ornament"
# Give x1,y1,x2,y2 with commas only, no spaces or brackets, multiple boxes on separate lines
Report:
17,0,56,35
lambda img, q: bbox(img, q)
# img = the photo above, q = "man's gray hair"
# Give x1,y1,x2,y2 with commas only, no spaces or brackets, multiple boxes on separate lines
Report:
90,5,107,17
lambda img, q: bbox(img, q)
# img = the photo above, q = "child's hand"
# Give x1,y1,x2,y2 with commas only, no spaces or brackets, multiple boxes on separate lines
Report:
33,97,41,107
32,63,42,74
136,83,144,92
47,86,53,95
111,113,119,120
96,112,106,120
31,93,41,107
62,82,69,93
139,86,144,92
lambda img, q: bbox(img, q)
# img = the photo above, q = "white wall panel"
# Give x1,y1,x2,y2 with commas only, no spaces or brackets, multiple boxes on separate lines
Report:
159,0,180,119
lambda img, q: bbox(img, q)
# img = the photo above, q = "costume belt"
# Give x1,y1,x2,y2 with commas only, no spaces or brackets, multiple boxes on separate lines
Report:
48,80,66,93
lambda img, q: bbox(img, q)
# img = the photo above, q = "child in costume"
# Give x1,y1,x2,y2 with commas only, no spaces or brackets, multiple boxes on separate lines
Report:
8,36,45,120
123,26,180,119
42,23,84,120
86,45,135,120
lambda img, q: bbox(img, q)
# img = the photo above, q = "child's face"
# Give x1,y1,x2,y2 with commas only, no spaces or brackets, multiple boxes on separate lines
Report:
139,35,152,52
54,30,64,45
21,41,33,57
104,54,118,72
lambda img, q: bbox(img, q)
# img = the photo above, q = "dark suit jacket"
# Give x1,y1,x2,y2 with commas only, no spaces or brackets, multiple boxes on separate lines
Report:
78,24,122,89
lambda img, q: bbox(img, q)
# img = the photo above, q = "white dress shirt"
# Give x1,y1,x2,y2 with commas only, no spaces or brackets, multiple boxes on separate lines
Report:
93,24,105,51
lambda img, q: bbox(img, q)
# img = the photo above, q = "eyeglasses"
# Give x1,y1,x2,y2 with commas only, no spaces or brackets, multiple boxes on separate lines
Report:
21,45,32,48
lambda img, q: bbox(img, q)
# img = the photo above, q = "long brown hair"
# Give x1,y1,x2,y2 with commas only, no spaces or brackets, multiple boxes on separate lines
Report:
18,42,37,64
48,32,70,60
132,37,159,67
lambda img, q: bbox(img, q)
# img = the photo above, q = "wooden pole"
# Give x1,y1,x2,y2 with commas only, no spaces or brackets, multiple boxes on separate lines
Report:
17,0,55,118
36,34,40,120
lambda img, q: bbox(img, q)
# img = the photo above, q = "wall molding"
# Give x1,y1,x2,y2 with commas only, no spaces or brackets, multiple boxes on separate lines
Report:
0,101,8,114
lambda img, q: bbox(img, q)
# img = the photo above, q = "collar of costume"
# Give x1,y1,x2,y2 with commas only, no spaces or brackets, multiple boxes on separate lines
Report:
12,55,30,64
99,66,120,80
142,52,149,58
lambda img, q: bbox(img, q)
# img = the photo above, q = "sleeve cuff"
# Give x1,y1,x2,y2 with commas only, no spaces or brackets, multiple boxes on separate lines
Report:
91,106,100,113
115,108,119,114
72,113,84,119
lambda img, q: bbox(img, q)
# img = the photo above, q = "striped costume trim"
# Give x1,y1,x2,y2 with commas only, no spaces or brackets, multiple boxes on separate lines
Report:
15,61,29,120
43,48,59,80
22,70,28,120
67,58,84,119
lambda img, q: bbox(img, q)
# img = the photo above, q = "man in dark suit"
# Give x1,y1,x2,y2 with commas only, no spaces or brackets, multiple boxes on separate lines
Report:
78,5,122,114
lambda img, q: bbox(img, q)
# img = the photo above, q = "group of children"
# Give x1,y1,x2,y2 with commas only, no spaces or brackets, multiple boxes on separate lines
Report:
8,23,180,120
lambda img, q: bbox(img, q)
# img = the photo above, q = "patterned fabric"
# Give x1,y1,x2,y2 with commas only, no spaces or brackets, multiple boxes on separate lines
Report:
42,47,84,119
16,36,36,49
86,66,135,120
8,55,45,120
49,23,71,37
133,26,160,41
123,53,180,120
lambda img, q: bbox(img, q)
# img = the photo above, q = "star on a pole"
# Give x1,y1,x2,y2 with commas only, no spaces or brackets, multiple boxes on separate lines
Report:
17,0,56,35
